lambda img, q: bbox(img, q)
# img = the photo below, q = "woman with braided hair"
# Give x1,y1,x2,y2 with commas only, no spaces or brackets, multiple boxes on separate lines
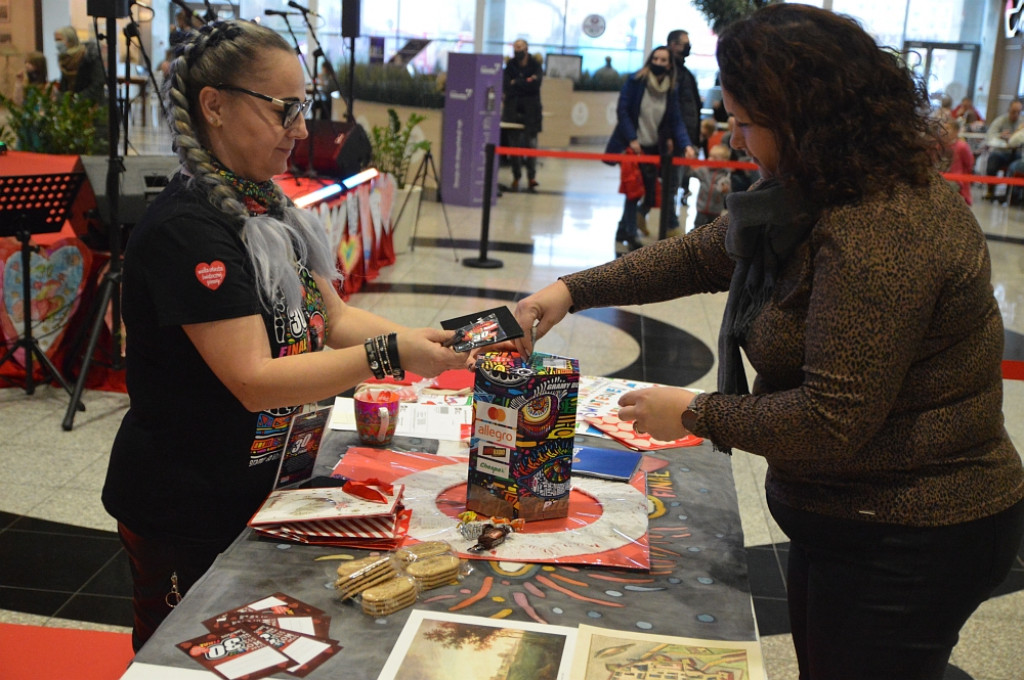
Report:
101,20,466,651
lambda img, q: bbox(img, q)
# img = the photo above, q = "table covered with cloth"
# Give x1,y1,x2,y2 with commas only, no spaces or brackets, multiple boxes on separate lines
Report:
121,428,758,678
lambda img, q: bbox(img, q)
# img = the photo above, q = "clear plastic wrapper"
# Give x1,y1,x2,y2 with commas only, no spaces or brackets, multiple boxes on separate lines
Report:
392,540,469,591
333,555,397,601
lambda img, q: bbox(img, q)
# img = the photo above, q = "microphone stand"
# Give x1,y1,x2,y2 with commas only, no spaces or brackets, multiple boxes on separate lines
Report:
296,10,343,121
64,10,125,430
278,14,319,178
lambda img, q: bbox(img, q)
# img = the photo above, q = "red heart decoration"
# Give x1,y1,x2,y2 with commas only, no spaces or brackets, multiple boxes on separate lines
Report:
0,237,91,368
195,261,226,290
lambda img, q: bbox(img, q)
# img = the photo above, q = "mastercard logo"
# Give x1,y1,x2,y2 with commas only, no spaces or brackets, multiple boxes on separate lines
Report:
487,406,506,422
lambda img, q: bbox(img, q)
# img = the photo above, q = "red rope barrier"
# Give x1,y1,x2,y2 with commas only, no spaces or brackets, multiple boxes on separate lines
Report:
492,145,1024,187
1003,360,1024,381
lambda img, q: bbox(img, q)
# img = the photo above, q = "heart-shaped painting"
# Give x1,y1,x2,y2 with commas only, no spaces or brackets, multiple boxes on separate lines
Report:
0,237,91,369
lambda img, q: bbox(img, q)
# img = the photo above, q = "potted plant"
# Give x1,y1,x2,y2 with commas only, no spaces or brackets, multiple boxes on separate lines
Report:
369,108,431,253
0,83,107,155
369,108,431,189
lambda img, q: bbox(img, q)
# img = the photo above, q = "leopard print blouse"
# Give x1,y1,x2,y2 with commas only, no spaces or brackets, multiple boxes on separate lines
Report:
563,175,1024,527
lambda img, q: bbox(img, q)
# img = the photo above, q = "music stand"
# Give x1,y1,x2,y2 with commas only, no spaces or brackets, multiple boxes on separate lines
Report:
392,149,458,261
0,172,87,407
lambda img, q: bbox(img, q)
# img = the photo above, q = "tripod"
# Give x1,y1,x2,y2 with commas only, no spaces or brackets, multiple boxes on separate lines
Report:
393,149,458,261
0,172,86,409
63,9,126,431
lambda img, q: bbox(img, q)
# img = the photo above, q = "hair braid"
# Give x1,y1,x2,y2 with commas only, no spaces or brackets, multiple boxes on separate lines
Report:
160,20,340,310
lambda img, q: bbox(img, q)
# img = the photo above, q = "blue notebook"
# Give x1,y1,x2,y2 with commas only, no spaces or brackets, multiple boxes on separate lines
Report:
572,446,644,482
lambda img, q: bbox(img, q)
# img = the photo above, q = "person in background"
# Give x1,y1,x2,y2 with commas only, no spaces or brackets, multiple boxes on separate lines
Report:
169,10,197,46
692,143,732,226
952,95,983,125
55,26,105,106
102,20,466,652
983,98,1024,202
942,117,975,205
502,38,543,193
697,117,717,159
12,51,48,105
594,56,619,83
514,6,1024,679
606,45,696,254
934,93,954,123
667,29,702,205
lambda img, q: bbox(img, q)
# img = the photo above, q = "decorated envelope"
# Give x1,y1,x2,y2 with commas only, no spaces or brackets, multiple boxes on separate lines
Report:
585,413,703,451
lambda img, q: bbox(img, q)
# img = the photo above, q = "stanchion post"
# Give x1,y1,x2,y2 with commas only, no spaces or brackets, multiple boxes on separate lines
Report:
659,150,675,240
463,142,503,269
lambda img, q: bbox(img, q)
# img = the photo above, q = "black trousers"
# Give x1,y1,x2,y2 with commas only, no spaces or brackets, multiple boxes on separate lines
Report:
118,522,230,652
770,497,1024,680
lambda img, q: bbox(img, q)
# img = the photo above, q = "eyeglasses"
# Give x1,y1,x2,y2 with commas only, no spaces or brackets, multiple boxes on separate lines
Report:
215,84,313,128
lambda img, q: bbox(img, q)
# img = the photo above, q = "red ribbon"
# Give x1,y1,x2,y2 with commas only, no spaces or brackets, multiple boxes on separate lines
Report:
342,478,394,503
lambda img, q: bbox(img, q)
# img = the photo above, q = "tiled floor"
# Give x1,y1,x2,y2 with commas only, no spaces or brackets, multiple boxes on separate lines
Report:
1,107,1022,678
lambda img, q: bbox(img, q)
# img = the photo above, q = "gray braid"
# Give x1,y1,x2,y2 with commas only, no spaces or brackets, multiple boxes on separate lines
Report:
161,20,340,310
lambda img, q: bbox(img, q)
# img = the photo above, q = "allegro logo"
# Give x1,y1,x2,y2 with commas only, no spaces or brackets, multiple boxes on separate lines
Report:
475,420,516,446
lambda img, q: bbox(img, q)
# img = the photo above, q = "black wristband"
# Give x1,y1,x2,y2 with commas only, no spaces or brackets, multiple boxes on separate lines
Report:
386,333,404,381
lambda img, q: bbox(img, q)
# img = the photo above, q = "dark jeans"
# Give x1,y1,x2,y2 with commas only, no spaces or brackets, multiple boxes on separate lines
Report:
118,522,230,652
509,129,537,181
769,497,1024,680
985,148,1021,194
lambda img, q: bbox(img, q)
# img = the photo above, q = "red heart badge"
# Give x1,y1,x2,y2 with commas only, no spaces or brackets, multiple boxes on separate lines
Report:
195,261,226,290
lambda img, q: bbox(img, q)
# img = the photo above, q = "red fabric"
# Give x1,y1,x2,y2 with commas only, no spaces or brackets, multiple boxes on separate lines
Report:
618,149,645,201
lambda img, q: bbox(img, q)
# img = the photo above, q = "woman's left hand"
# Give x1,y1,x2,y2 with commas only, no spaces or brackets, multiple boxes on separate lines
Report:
617,387,697,441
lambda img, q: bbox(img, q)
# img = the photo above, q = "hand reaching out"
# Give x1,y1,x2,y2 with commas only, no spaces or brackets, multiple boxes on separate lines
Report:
617,387,697,442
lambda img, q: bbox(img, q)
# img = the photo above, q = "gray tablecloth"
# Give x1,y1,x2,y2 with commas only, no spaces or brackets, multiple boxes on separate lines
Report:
130,431,756,677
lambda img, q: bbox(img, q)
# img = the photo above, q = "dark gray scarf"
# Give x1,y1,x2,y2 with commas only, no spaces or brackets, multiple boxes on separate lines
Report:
718,180,813,402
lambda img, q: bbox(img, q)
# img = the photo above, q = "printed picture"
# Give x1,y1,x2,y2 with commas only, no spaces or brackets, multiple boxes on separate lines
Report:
378,610,577,680
570,624,765,680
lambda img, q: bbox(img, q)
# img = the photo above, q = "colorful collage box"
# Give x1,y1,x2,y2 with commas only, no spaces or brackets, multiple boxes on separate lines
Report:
468,351,579,521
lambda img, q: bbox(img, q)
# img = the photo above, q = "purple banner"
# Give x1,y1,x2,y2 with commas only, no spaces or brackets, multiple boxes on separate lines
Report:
441,53,503,207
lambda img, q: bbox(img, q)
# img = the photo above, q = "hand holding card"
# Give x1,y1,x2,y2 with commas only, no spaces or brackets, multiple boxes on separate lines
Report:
440,307,524,353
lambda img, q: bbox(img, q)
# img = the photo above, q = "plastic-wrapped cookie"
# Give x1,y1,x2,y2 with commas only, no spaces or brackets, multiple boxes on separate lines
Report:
393,540,453,566
360,576,418,617
405,553,463,590
335,555,397,601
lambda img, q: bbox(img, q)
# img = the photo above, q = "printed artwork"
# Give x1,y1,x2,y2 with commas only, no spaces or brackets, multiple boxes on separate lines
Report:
570,625,764,680
0,237,90,367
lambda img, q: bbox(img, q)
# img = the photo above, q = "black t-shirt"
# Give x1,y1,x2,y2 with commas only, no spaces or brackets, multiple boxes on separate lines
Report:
102,174,329,545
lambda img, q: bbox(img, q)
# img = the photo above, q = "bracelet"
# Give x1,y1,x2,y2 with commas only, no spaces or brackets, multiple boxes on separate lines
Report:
386,332,405,381
364,338,385,379
376,334,395,378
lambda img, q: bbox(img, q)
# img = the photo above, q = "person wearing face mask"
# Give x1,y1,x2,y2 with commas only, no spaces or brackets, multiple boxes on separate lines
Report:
54,26,105,105
668,30,702,205
502,39,543,192
605,46,697,254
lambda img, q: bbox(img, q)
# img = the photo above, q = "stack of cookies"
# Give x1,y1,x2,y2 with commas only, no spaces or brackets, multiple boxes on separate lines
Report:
334,555,398,601
360,576,418,617
404,554,463,591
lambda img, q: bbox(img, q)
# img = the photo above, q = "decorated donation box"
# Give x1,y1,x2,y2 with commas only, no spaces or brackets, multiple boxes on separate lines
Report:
468,352,580,521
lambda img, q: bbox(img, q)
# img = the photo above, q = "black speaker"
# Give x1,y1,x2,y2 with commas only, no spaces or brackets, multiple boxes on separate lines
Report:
80,155,179,244
289,120,371,180
87,0,130,18
342,0,360,38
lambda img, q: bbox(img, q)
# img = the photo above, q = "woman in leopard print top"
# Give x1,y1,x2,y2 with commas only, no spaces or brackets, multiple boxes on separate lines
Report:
515,6,1023,679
